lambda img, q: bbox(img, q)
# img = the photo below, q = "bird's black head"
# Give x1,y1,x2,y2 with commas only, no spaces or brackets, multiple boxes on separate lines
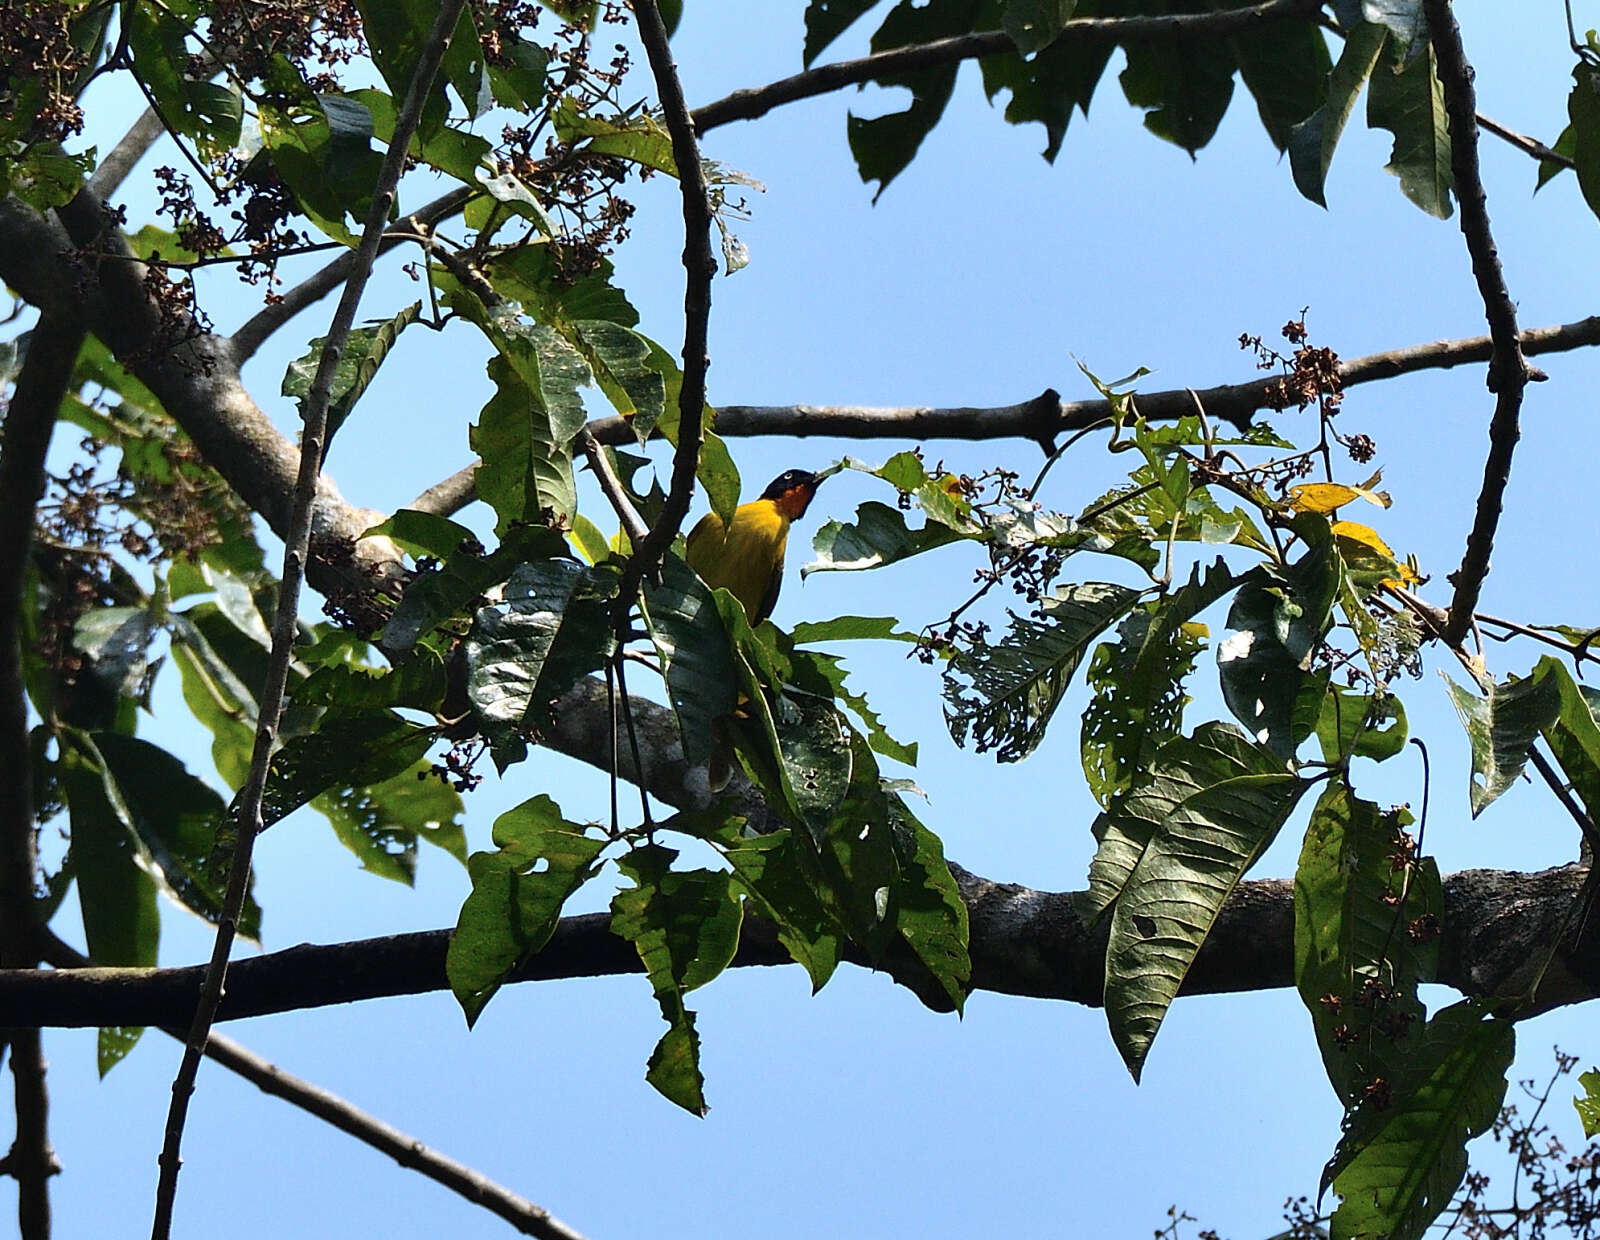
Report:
759,469,824,518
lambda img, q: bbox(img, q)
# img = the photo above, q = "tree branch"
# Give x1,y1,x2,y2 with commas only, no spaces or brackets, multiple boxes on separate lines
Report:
616,0,717,605
1425,0,1531,645
690,0,1322,133
0,315,81,1240
150,4,470,1234
577,428,650,547
3,860,1594,1027
230,185,477,364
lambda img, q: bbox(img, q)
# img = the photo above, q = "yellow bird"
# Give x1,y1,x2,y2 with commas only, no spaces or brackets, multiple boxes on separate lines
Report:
685,469,824,625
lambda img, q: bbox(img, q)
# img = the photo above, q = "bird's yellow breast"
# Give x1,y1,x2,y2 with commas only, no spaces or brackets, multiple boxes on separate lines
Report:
685,499,792,625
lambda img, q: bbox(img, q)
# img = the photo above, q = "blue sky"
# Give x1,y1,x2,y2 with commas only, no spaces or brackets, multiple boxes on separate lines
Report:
16,3,1600,1237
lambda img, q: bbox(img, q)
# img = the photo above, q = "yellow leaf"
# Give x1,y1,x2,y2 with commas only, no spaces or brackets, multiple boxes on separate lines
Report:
1288,481,1392,514
1331,521,1421,587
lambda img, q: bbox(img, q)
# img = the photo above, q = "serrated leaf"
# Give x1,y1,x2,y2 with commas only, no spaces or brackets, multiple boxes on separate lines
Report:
1326,1004,1513,1240
1288,21,1388,207
1367,36,1452,218
944,582,1143,762
1443,668,1561,817
1105,747,1307,1079
446,795,604,1024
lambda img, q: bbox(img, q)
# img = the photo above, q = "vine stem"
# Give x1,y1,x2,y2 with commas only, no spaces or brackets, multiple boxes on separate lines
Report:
147,4,469,1235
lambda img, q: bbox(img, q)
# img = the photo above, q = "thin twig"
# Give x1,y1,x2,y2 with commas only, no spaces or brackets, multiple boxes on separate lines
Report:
691,0,1321,132
406,313,1600,519
34,934,589,1240
614,0,717,609
1476,612,1600,667
84,107,166,201
1425,0,1531,645
149,4,470,1235
230,185,477,363
0,316,79,1240
576,428,650,547
1529,745,1600,852
1476,112,1575,171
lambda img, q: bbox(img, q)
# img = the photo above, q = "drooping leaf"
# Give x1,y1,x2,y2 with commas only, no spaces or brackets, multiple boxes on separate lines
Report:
804,0,885,65
1288,21,1389,207
569,320,667,440
612,845,744,1114
945,582,1143,762
1576,1068,1600,1138
1326,1003,1514,1240
1079,720,1293,923
846,0,986,200
92,733,262,939
803,501,969,578
61,742,160,970
312,757,466,885
1103,730,1307,1079
1571,61,1600,224
1443,667,1562,817
1003,0,1074,56
788,644,918,766
1367,36,1452,218
1231,11,1330,150
1118,3,1236,155
446,795,605,1024
1294,783,1439,1107
885,791,970,1011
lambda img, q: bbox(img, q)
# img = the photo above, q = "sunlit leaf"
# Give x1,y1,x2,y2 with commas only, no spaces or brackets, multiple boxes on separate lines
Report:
1443,668,1561,817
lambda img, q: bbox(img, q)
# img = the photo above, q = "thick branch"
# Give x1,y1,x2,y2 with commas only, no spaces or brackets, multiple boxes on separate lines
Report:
84,107,165,201
1425,0,1531,644
0,195,396,601
2,861,1593,1027
691,0,1322,132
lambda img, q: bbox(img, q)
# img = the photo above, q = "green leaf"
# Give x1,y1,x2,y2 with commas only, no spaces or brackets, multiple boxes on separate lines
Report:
1540,657,1600,828
1312,684,1408,765
363,509,477,562
73,605,161,702
1570,62,1600,224
353,0,451,137
885,792,970,1011
1360,0,1428,56
312,759,466,885
1327,1003,1514,1240
486,38,549,110
1536,122,1575,192
979,3,1121,162
554,98,678,174
1443,668,1562,817
1217,528,1339,760
803,501,969,578
468,346,580,533
846,0,985,200
61,742,160,969
1294,783,1438,1107
612,845,744,1115
710,825,843,991
642,339,740,522
446,795,605,1024
788,644,918,766
92,733,263,939
381,524,570,654
790,615,920,644
1231,11,1331,150
1081,559,1236,807
1575,1068,1600,1138
944,582,1143,762
804,0,883,65
1080,720,1288,922
1119,4,1236,155
1003,0,1074,57
1103,731,1306,1079
281,302,422,464
98,1026,144,1077
569,321,667,440
465,559,620,769
1367,37,1452,218
261,710,442,826
125,2,242,150
641,555,740,766
1288,21,1389,207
